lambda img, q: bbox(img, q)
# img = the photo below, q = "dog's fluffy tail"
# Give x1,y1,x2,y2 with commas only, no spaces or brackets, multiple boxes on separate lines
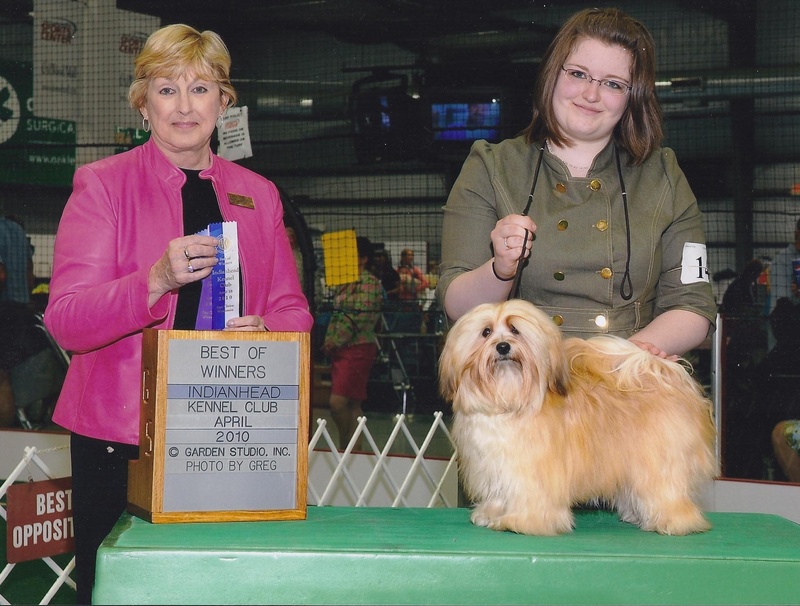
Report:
568,335,705,398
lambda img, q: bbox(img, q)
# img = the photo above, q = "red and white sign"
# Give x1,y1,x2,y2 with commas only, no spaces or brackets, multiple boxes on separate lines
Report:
6,477,74,563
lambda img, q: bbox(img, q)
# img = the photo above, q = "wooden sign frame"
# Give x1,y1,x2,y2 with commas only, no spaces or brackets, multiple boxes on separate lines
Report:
128,329,309,523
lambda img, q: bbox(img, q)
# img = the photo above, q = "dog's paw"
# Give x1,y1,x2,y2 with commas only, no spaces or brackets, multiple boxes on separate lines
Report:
652,513,711,536
470,509,492,528
471,504,575,536
502,510,575,536
470,501,505,528
639,501,712,535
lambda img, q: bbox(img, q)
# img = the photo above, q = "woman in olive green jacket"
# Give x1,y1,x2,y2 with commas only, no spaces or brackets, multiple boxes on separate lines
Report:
437,7,716,358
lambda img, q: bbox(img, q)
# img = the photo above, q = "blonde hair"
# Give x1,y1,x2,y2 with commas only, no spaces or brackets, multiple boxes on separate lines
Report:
128,24,237,111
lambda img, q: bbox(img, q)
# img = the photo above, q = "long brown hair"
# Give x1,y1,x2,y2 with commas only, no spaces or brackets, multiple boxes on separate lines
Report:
521,8,661,164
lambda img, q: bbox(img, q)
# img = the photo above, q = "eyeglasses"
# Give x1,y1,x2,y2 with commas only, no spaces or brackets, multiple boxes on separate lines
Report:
561,66,631,95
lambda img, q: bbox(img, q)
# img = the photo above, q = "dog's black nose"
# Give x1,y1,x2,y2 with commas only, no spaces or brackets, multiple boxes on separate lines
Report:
496,342,511,355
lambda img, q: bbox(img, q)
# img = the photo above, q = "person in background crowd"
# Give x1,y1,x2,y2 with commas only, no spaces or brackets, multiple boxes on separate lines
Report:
397,248,429,308
766,216,800,313
719,258,768,379
0,216,36,426
372,247,401,301
725,296,800,479
425,259,440,291
370,247,400,332
720,258,764,316
750,298,800,478
44,24,312,604
321,237,382,449
394,247,429,335
0,216,34,305
436,7,716,359
419,258,440,313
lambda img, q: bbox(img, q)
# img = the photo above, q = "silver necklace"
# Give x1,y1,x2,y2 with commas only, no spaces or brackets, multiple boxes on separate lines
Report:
546,139,590,171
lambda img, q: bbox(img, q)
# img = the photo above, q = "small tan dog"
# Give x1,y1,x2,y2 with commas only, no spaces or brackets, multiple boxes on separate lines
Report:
439,299,718,536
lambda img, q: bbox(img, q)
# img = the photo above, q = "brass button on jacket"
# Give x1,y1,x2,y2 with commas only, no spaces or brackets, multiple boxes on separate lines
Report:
555,183,566,193
557,219,569,231
595,219,608,231
554,271,565,281
599,267,613,279
589,179,602,191
552,315,564,326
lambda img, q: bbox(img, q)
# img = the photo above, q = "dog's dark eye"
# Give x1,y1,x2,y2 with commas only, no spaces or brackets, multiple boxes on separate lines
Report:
510,324,519,335
482,327,492,338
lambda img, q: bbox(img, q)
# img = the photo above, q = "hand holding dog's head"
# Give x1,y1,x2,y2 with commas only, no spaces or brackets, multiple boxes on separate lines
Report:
439,299,569,415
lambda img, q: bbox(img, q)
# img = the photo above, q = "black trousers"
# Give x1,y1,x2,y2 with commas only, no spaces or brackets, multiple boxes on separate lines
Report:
70,433,138,605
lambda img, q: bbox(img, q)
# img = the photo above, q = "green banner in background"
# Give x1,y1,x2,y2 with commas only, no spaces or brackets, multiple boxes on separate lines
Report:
0,60,76,187
114,125,150,154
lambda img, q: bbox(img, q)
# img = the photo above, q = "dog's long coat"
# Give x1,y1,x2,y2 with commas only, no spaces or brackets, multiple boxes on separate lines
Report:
439,300,718,536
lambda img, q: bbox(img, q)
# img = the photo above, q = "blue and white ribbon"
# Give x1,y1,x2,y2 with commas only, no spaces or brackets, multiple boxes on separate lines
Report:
196,221,240,330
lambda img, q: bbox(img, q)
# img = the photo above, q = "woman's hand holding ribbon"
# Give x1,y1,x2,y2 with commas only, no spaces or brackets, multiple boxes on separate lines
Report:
148,234,220,307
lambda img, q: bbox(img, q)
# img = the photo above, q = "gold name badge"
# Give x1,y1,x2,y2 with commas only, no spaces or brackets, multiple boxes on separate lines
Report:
227,193,255,209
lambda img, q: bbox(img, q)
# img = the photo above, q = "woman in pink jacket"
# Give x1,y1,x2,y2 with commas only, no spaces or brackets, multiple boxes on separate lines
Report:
45,24,312,603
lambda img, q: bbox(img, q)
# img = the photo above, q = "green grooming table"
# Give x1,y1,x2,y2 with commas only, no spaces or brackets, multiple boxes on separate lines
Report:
93,506,800,605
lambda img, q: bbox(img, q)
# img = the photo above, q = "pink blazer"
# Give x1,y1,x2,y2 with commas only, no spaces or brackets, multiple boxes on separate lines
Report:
45,139,312,444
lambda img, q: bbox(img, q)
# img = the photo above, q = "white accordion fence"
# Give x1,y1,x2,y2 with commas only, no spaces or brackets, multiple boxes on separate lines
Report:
307,412,459,508
0,445,75,606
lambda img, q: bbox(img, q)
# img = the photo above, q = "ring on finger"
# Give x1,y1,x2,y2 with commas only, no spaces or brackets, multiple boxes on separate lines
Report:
187,261,195,273
184,247,191,260
503,237,510,249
